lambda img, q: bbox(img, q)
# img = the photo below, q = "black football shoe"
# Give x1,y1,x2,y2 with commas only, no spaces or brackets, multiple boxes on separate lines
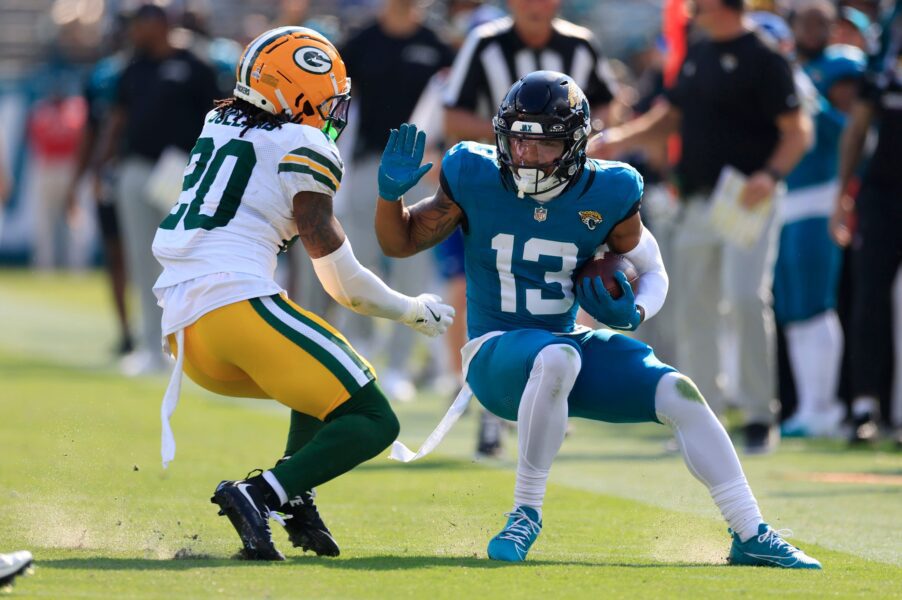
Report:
272,458,340,557
211,479,285,561
277,489,341,557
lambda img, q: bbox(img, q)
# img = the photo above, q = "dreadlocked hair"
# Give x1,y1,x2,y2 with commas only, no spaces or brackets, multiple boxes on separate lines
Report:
213,97,290,137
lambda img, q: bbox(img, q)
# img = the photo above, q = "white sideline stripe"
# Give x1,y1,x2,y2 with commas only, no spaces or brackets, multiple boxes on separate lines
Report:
259,296,370,388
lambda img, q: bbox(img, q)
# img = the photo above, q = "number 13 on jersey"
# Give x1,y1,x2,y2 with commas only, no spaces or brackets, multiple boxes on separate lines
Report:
491,233,578,315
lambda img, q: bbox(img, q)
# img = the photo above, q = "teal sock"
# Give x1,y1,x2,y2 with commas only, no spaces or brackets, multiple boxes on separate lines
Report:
271,381,399,498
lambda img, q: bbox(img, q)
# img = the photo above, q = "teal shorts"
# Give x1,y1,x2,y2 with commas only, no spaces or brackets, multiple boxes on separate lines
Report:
466,328,676,423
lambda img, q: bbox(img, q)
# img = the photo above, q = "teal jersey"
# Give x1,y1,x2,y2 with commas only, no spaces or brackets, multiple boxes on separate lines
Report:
440,142,643,338
785,93,843,192
787,47,865,191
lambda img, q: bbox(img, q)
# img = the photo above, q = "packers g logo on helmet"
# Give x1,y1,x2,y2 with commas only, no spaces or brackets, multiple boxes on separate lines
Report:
234,27,351,139
294,47,333,74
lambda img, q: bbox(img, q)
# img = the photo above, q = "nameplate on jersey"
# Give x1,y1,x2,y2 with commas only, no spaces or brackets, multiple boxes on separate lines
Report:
512,121,542,134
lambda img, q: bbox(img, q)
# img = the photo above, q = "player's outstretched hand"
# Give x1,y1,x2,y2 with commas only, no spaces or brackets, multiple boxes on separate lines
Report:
401,293,455,337
378,123,434,201
576,271,641,331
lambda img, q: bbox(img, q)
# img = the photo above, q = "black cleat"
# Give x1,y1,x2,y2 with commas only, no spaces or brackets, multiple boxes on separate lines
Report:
278,489,341,557
0,551,33,589
743,422,777,455
476,411,503,459
211,479,285,561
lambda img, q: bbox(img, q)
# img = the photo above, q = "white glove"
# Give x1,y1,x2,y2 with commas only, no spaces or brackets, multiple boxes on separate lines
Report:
400,293,455,337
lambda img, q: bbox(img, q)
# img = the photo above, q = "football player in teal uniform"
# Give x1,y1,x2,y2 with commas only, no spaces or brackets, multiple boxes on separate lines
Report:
375,71,820,568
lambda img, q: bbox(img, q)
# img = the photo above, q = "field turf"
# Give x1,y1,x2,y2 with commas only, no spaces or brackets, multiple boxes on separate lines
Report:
1,271,900,599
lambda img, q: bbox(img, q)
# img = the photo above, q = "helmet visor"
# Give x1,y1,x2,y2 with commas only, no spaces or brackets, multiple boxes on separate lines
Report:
498,133,566,173
318,93,351,141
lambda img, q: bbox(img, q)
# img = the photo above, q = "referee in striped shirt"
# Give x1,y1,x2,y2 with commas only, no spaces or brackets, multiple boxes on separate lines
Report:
443,0,618,143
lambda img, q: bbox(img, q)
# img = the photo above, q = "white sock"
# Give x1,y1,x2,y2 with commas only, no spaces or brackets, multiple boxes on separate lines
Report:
785,311,843,416
513,344,582,520
655,372,763,542
262,470,289,506
852,396,879,419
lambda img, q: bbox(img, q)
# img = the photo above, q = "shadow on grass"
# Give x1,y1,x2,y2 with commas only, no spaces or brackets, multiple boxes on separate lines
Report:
357,458,481,472
41,555,724,572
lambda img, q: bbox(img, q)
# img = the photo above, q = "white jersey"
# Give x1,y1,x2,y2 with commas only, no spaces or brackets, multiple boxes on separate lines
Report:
152,109,344,334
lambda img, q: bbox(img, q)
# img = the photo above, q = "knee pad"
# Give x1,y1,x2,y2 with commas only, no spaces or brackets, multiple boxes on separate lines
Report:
533,344,582,388
654,372,713,426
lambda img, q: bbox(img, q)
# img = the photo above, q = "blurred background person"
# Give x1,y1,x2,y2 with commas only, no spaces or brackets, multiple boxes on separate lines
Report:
831,0,902,444
336,0,454,401
833,5,876,51
593,0,812,454
66,17,134,356
758,5,866,438
99,4,220,375
26,88,88,270
441,0,620,458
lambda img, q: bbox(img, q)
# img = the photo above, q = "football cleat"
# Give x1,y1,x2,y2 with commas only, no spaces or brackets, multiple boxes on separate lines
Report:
487,506,542,562
277,489,341,557
476,412,504,459
743,423,777,455
729,523,822,569
0,550,33,588
211,479,285,561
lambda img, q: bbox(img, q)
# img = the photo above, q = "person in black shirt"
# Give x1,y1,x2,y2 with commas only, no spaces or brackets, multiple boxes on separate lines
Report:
99,4,220,375
590,0,812,454
831,0,902,444
334,0,454,400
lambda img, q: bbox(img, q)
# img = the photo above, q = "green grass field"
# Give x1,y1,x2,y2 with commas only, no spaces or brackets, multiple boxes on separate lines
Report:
1,270,900,599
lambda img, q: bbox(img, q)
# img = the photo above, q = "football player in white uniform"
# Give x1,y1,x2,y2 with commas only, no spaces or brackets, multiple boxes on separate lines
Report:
152,27,454,560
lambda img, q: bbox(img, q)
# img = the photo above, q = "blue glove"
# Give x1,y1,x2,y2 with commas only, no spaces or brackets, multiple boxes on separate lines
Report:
378,123,433,201
576,271,642,331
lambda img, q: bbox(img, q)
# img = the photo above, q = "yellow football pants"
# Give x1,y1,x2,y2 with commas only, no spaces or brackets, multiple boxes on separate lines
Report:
167,294,375,420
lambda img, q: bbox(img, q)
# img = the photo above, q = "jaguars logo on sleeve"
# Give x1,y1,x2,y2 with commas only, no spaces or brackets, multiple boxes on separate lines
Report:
278,143,344,197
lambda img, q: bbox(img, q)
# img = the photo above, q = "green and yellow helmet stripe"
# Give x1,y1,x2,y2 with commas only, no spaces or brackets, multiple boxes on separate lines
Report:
237,26,303,86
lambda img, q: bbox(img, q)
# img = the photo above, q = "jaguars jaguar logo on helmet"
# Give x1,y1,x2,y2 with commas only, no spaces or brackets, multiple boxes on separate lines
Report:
234,27,351,139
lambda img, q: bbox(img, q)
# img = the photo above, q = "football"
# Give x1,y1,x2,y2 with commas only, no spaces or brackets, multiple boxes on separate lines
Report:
575,252,639,300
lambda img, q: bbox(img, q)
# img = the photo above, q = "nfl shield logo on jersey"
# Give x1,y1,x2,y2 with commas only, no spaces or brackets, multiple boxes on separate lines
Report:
534,206,548,222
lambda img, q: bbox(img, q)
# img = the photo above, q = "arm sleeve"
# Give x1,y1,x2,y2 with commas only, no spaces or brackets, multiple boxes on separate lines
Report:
442,31,485,110
622,226,669,321
311,237,416,321
278,141,345,199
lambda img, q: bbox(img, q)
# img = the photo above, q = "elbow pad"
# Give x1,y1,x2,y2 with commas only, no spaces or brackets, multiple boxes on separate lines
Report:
622,226,669,321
